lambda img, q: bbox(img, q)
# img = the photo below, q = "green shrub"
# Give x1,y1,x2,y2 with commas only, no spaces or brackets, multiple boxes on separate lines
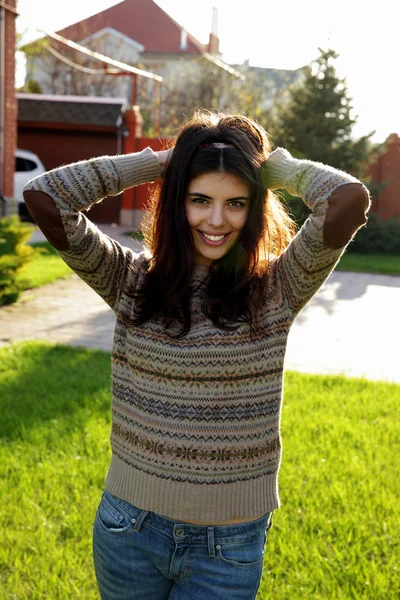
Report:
0,216,35,305
282,192,400,256
347,213,400,254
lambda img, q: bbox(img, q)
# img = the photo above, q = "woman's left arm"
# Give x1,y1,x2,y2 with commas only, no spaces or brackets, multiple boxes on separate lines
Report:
264,148,371,315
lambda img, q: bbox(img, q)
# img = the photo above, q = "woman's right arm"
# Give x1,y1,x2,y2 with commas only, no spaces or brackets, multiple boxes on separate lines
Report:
23,148,162,310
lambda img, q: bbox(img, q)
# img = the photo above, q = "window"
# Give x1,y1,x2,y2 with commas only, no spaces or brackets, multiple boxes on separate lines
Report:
15,157,38,172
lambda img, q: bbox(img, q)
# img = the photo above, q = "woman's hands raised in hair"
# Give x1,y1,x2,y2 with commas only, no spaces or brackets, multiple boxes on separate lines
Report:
156,147,174,177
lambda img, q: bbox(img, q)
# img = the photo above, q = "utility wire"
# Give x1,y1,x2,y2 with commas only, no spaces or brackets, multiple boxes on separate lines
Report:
45,44,122,75
46,30,163,82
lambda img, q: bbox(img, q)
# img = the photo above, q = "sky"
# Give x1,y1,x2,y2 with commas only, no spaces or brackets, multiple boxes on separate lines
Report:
16,0,399,143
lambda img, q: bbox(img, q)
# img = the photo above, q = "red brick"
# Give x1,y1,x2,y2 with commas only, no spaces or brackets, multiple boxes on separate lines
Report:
367,134,400,220
1,0,17,198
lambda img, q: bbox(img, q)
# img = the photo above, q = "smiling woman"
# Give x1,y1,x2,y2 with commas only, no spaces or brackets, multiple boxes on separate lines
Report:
131,112,296,338
22,109,370,600
185,171,250,265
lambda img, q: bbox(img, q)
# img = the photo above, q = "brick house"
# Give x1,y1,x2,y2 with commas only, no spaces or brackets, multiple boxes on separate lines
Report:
0,0,18,214
24,0,223,103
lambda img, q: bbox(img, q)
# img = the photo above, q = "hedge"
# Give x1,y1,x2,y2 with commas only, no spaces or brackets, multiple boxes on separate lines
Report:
0,216,35,305
283,193,400,255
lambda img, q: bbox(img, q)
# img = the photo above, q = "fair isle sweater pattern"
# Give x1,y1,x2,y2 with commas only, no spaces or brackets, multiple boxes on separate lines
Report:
24,148,363,522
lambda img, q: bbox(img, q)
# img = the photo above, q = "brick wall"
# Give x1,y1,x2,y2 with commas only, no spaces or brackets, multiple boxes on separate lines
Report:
1,0,17,199
368,134,400,221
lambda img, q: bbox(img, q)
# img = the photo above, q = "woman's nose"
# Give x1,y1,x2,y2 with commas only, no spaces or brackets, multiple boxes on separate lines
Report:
207,205,226,227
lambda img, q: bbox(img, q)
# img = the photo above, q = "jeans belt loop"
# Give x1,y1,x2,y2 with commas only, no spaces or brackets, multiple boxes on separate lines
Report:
207,526,215,557
133,510,149,533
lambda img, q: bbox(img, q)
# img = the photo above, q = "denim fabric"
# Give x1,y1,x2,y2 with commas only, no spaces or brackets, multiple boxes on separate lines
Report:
93,490,273,600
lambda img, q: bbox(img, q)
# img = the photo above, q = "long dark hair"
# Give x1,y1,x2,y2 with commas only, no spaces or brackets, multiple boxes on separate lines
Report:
125,111,296,337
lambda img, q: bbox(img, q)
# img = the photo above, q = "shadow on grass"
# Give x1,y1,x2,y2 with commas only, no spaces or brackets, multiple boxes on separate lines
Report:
46,308,116,351
0,342,112,441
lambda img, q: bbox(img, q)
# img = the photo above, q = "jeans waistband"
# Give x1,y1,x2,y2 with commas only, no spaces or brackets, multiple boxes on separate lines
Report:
103,490,272,544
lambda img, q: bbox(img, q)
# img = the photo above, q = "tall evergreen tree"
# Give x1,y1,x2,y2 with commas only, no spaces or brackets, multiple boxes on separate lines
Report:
270,48,374,176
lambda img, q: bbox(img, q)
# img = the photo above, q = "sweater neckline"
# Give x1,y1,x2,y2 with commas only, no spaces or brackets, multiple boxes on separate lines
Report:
192,264,210,282
193,264,210,274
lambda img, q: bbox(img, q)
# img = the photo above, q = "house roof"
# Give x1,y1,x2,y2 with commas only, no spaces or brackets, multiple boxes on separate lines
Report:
56,0,208,55
17,93,127,128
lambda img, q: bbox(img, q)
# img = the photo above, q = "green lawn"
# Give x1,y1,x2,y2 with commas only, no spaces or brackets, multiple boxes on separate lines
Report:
336,252,400,275
17,242,73,290
21,239,400,293
0,342,399,599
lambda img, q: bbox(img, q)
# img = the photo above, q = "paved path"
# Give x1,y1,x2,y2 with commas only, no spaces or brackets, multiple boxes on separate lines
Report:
1,226,399,384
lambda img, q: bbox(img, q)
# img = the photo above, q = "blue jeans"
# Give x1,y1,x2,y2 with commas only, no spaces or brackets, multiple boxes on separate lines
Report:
93,490,273,600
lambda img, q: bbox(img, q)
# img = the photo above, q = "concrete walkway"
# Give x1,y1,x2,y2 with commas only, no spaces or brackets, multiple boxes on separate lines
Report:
1,225,399,384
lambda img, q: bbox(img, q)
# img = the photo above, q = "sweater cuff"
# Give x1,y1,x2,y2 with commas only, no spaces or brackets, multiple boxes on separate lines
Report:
261,148,304,190
114,147,162,190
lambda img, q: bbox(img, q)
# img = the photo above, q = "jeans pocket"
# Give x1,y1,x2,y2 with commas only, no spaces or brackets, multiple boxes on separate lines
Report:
96,492,135,535
216,534,266,569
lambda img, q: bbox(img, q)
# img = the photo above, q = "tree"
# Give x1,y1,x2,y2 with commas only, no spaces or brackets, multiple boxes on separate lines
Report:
270,48,375,176
136,58,273,136
20,36,129,98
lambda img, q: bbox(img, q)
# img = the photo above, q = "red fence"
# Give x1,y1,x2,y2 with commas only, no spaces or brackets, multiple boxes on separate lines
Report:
120,107,172,228
136,137,169,211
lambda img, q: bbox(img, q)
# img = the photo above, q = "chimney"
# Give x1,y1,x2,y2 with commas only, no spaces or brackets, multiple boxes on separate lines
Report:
180,27,188,50
208,7,220,55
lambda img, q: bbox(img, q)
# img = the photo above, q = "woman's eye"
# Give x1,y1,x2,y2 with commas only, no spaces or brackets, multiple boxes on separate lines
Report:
228,201,245,208
192,197,208,204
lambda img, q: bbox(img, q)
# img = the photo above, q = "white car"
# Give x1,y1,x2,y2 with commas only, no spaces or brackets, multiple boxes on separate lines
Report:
14,148,46,222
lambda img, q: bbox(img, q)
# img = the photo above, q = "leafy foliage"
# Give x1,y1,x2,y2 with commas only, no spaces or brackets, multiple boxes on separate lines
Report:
21,36,127,97
270,48,375,176
268,49,388,234
0,217,35,305
136,57,273,136
347,214,400,254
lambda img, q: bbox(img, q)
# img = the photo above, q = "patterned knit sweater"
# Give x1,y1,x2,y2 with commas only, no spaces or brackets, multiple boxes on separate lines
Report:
23,147,370,522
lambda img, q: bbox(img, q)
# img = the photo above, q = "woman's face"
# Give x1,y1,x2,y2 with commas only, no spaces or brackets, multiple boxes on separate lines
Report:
185,171,250,266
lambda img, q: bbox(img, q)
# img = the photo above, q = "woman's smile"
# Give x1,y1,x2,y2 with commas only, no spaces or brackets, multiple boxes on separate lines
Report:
198,231,231,245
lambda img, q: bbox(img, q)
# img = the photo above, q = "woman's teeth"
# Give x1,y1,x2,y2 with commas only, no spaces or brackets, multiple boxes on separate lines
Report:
202,233,227,241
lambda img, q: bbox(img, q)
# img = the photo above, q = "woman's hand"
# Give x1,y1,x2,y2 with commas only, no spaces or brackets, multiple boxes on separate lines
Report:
156,147,174,177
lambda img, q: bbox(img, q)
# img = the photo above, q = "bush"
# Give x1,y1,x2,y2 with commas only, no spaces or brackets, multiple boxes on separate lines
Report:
0,216,35,305
281,193,400,256
347,213,400,254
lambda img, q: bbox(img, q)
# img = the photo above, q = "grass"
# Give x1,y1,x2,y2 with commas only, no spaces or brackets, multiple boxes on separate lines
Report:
13,237,399,297
17,242,73,290
0,342,399,599
336,252,400,275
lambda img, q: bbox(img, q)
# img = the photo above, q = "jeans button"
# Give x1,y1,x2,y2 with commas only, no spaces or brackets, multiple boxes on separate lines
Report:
175,528,184,537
